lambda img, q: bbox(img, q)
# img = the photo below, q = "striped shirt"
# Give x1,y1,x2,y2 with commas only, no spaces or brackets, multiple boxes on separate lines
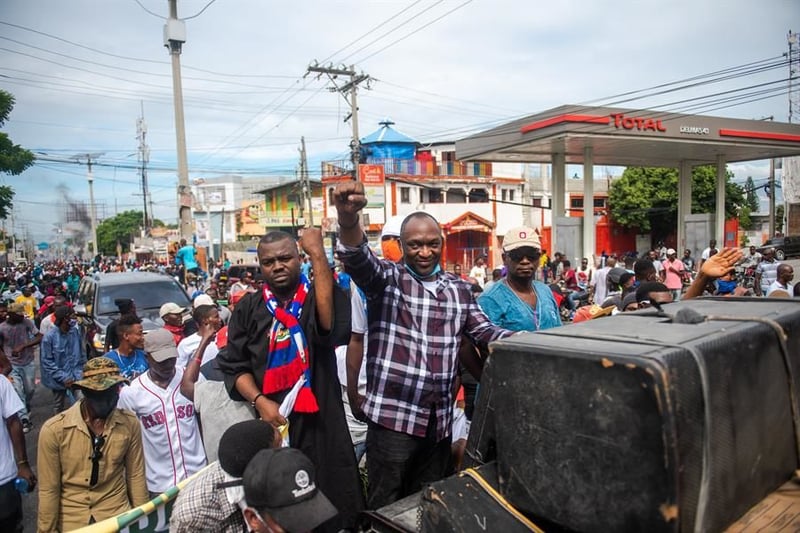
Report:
337,240,512,440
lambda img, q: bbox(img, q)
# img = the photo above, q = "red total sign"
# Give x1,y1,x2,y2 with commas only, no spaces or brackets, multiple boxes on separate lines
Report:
610,113,666,132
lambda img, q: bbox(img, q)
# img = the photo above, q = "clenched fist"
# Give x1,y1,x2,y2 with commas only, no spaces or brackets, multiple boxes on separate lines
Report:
333,182,368,220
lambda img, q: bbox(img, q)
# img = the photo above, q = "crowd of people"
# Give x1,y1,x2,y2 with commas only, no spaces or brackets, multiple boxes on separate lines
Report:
0,181,796,531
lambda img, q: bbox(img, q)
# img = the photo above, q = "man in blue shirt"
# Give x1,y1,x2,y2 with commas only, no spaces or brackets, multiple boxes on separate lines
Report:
103,314,148,380
175,239,200,285
40,306,85,414
478,227,562,332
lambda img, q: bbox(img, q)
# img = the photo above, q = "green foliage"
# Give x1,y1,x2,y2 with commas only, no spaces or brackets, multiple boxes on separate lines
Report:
609,165,746,238
96,211,164,255
739,206,753,231
744,176,760,212
0,91,34,177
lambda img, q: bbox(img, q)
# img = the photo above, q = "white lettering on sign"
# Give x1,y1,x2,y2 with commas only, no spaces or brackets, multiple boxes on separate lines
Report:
679,126,710,135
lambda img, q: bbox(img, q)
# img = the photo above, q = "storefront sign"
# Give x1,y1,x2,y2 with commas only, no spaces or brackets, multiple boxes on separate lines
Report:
610,113,666,132
679,125,710,135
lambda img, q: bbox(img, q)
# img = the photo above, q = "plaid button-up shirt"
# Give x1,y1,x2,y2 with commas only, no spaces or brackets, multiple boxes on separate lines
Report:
338,240,513,440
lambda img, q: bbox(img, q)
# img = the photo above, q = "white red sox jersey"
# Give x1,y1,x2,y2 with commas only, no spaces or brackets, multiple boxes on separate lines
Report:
118,369,206,493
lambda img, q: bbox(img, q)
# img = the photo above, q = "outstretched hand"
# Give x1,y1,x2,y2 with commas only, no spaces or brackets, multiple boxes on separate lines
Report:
700,248,743,280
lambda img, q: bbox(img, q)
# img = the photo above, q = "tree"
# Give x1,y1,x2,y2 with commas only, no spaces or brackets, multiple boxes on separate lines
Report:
0,90,34,220
609,165,745,238
95,211,164,255
744,176,760,213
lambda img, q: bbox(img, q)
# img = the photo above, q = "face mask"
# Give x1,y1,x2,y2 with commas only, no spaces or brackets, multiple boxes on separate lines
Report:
84,389,119,419
69,319,78,328
404,262,441,281
381,238,403,263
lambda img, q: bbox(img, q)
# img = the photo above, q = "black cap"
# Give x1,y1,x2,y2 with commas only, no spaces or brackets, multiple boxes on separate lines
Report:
244,448,337,532
607,267,628,285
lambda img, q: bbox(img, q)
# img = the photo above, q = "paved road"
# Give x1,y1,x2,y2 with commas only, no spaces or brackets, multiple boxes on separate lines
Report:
18,355,47,532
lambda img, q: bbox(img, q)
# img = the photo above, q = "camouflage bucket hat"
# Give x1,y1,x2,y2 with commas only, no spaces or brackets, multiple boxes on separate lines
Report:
71,357,129,391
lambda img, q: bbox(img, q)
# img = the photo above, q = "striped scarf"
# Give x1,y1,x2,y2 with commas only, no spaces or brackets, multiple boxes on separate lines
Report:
261,274,318,413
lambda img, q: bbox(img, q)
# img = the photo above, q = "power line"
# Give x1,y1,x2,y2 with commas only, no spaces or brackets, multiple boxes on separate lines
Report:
184,0,218,20
131,0,166,19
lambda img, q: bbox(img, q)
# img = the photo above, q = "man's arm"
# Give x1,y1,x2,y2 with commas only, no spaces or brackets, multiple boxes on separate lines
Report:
37,421,62,533
300,228,333,333
40,336,67,387
124,418,150,507
345,332,367,422
8,413,36,488
684,248,743,300
465,295,514,349
179,324,215,401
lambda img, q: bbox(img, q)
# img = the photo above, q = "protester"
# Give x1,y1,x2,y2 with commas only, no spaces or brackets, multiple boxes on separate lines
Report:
661,248,686,301
767,263,794,296
103,314,148,381
242,448,338,533
37,357,148,532
170,420,279,533
104,298,137,353
755,248,780,297
176,304,222,369
118,328,206,498
0,302,42,433
159,302,186,346
14,285,38,320
40,306,85,414
478,226,561,332
334,181,512,509
0,372,35,531
218,227,363,532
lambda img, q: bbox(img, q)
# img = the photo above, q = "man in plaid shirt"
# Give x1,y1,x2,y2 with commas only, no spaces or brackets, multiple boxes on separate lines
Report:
334,181,514,509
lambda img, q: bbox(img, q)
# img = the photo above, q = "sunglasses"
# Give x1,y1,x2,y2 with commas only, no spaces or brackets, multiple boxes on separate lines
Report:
89,434,106,487
507,248,541,263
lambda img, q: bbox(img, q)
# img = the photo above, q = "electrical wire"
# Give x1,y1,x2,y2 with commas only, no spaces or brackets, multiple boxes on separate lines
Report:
184,0,219,20
131,0,166,19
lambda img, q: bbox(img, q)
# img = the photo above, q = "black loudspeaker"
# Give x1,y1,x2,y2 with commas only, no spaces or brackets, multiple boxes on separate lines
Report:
466,298,800,533
420,462,546,533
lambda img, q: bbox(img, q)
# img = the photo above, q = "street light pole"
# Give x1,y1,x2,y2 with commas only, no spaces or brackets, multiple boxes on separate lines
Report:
165,0,192,240
72,152,104,257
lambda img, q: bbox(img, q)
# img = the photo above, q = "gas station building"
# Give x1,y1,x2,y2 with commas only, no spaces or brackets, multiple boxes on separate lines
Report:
456,105,800,260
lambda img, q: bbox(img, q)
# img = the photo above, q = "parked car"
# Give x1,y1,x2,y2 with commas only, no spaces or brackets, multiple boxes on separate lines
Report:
225,264,260,283
757,236,800,261
74,271,192,358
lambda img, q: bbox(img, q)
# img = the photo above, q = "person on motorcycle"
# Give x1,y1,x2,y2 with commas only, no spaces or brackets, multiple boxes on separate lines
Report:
568,258,593,309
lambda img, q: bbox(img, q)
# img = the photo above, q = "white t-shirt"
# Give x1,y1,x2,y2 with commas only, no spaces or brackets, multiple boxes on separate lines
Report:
591,267,610,304
469,265,487,288
118,369,207,493
767,280,793,296
176,333,219,369
0,374,24,484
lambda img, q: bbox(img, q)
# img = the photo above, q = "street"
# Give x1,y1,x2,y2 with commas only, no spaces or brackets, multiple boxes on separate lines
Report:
18,353,46,532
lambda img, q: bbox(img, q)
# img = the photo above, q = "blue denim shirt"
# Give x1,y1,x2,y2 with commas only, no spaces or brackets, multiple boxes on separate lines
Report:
40,325,85,390
477,279,562,332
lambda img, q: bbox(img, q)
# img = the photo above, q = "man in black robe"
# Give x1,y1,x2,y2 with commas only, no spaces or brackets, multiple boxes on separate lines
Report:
218,228,362,532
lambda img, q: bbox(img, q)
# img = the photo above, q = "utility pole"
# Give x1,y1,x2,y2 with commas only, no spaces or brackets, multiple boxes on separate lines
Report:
306,63,371,180
72,153,104,257
137,102,151,233
789,30,799,123
298,136,314,227
165,0,192,240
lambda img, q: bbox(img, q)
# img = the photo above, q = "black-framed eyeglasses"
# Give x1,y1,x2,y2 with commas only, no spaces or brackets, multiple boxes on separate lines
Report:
507,248,541,263
89,434,106,487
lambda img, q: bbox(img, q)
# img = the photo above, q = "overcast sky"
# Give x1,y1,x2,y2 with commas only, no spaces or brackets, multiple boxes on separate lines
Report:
0,0,797,242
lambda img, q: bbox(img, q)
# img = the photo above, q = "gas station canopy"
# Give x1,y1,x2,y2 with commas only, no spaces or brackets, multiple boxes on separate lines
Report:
455,105,800,259
456,104,800,167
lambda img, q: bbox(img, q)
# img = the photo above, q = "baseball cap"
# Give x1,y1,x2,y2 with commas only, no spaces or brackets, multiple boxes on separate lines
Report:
193,294,215,309
607,267,628,285
159,302,185,318
8,302,25,315
144,328,178,362
381,215,404,239
244,448,337,532
71,357,129,391
502,226,541,252
666,248,676,256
